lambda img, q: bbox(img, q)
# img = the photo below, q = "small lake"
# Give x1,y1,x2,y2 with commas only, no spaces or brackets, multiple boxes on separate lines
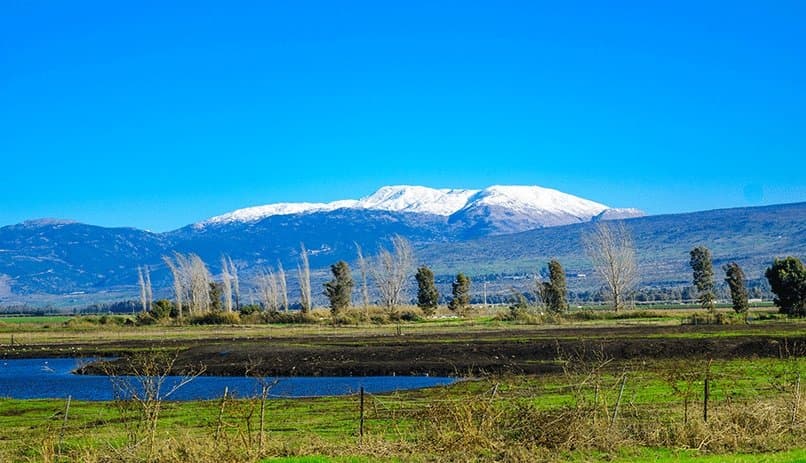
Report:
0,358,456,401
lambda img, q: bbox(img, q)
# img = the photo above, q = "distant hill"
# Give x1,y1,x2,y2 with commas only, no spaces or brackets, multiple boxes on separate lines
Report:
0,184,640,301
0,191,802,306
418,202,806,289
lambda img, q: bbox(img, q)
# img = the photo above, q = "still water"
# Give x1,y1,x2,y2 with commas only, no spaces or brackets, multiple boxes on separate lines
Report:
0,358,455,401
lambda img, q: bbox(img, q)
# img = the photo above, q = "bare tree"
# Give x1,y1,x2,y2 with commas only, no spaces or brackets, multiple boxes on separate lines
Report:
277,261,288,312
164,252,211,315
136,265,154,313
144,266,153,312
163,256,185,318
188,254,212,314
355,242,370,311
220,256,233,312
255,268,279,312
297,243,312,312
137,266,148,313
227,256,240,311
104,349,205,459
582,221,638,312
371,235,414,312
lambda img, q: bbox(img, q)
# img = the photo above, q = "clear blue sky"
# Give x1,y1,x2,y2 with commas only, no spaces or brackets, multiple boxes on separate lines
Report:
2,1,804,232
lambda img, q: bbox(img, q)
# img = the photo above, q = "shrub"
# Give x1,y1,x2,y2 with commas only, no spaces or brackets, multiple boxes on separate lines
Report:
135,311,158,326
239,304,261,316
188,311,241,325
390,309,422,322
264,310,318,324
683,312,735,325
150,299,174,320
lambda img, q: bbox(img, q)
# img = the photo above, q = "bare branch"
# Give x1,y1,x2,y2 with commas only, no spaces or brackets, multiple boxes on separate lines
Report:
298,243,312,312
582,221,638,311
370,235,414,312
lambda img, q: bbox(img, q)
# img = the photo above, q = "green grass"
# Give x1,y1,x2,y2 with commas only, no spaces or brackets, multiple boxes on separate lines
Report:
261,452,806,463
1,355,803,462
263,458,387,463
1,313,804,461
0,315,74,324
577,448,806,463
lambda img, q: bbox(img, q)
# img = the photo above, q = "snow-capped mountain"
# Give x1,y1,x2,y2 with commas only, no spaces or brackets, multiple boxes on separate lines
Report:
198,184,634,232
353,186,477,216
200,185,477,226
448,185,612,236
0,184,647,299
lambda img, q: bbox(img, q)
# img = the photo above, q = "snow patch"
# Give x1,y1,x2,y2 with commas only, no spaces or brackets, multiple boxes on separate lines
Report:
198,184,614,226
459,185,609,218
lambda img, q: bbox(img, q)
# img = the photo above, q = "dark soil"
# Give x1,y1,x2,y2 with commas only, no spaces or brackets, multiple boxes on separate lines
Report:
6,323,805,377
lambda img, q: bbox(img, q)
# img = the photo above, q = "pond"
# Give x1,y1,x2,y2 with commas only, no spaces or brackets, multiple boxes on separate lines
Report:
0,358,456,401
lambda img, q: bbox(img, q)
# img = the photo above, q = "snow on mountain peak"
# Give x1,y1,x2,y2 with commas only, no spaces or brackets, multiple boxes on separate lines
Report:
465,185,609,217
356,185,478,215
200,201,358,226
198,184,614,226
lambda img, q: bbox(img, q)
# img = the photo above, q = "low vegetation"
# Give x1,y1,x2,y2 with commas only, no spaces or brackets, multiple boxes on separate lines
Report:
1,236,804,462
1,353,803,462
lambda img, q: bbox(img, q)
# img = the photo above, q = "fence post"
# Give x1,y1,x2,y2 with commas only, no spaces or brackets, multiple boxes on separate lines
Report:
610,374,626,429
593,384,600,426
359,386,365,445
215,386,228,440
703,377,710,422
57,395,71,458
793,373,801,427
259,384,267,454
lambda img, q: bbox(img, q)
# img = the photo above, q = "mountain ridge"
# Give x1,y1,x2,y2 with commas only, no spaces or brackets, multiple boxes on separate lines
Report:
1,191,802,305
197,184,637,228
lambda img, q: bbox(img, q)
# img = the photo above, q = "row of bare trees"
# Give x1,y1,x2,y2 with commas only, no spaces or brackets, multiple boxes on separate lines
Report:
138,221,637,316
150,238,414,316
254,263,288,312
160,253,216,317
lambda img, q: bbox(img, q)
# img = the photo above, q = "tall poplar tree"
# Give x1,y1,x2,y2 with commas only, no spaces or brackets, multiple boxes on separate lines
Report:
415,266,439,316
324,261,354,315
723,262,749,315
690,246,715,312
448,273,471,314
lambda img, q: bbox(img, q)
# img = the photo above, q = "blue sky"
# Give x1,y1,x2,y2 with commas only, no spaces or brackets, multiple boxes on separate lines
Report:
1,1,804,232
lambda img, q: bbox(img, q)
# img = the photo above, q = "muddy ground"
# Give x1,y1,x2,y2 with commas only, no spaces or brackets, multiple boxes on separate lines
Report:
4,323,804,377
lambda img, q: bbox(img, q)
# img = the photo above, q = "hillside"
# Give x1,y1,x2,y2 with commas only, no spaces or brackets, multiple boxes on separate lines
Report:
0,199,803,305
419,202,806,288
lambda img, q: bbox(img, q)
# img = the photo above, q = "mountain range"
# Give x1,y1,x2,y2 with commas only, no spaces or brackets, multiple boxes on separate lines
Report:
0,184,803,306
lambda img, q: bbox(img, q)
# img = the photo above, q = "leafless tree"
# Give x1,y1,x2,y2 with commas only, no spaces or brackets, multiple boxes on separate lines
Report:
144,266,153,312
137,266,148,313
582,221,638,312
277,261,288,311
255,268,279,312
227,256,240,311
371,235,414,312
163,256,185,318
188,254,212,314
137,265,154,313
163,252,212,316
104,349,205,459
355,242,370,310
220,256,233,312
297,243,312,312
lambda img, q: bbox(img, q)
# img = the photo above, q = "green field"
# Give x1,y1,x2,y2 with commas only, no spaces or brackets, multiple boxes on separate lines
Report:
0,309,804,462
0,315,74,324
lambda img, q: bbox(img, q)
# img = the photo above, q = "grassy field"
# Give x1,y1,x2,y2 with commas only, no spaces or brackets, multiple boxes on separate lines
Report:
1,308,804,462
1,356,803,462
0,315,74,325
